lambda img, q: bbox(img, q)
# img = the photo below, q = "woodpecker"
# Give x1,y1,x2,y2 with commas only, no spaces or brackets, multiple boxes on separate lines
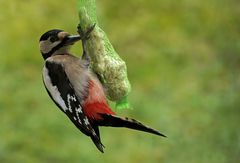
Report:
39,25,166,153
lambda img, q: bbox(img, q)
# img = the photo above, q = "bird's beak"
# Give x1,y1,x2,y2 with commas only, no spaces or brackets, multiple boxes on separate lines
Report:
64,35,81,45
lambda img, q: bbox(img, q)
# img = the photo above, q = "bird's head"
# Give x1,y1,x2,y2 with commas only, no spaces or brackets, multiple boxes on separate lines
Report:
39,29,81,60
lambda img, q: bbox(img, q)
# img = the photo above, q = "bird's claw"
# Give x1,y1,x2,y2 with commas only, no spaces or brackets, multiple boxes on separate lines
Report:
77,23,96,63
77,23,96,41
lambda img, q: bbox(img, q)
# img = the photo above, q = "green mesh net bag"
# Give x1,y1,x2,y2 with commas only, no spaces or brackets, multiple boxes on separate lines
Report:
77,0,131,109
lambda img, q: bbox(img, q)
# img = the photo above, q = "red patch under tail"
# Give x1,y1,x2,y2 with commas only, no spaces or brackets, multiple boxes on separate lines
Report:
84,102,115,120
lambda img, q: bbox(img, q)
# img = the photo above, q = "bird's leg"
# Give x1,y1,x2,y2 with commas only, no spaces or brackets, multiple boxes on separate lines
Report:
77,24,96,64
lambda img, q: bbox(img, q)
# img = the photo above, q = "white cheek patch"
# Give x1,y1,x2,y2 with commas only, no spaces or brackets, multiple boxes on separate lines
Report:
40,39,61,54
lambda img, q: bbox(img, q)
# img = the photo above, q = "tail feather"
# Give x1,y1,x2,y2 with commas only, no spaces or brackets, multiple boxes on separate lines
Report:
99,114,166,137
90,124,105,153
90,135,105,153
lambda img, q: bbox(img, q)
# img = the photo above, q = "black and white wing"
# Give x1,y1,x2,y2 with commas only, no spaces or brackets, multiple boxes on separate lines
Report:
42,60,104,152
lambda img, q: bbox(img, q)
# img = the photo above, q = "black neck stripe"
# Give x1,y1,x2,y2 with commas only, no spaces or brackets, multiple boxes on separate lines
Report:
42,38,68,59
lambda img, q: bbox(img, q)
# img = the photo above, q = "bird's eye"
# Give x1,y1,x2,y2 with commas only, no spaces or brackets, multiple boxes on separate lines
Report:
49,36,59,42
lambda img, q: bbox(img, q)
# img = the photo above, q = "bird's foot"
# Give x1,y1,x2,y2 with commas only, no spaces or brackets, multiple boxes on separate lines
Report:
77,23,96,63
77,23,96,41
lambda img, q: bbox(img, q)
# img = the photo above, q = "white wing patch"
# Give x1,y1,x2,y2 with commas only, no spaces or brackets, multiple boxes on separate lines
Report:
76,106,83,113
84,118,90,125
42,58,99,140
75,105,83,124
67,94,76,113
43,66,68,112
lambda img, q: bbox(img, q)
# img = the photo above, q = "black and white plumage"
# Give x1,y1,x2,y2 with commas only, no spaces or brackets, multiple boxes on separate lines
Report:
40,28,104,152
39,25,166,153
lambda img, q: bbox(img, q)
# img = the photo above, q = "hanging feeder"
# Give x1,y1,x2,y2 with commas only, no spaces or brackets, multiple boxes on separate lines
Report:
77,0,131,109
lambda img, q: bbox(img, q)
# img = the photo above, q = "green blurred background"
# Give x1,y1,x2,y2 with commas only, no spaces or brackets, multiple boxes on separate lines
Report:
1,0,239,162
